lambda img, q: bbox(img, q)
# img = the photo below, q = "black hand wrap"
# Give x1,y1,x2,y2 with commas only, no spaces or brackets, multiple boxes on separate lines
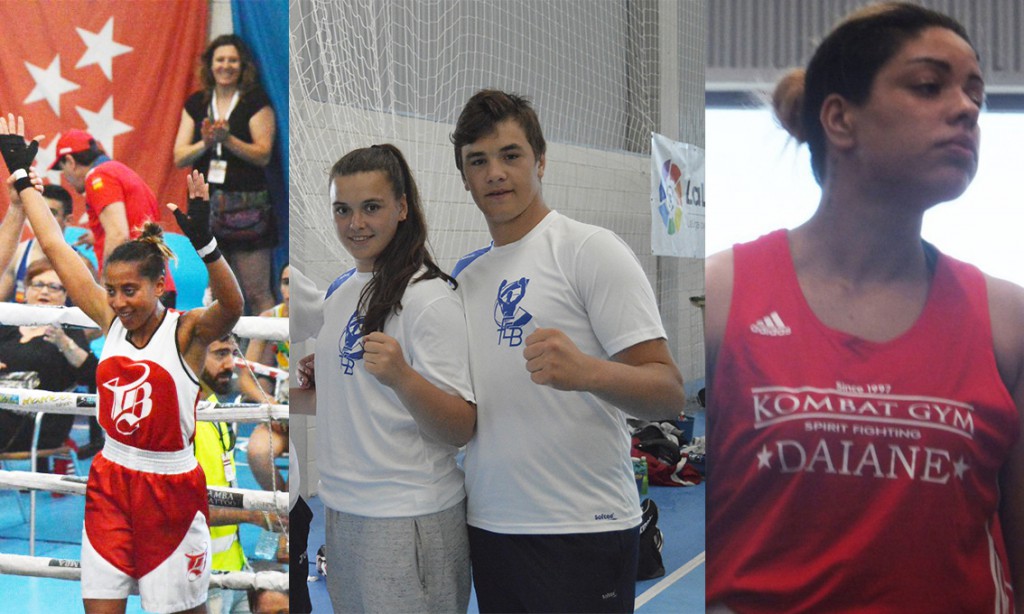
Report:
173,195,221,263
0,134,38,193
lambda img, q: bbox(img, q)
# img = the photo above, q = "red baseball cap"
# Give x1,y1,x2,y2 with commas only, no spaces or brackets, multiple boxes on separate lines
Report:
49,129,97,170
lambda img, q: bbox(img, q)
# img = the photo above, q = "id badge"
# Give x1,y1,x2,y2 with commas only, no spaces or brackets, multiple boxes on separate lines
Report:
208,159,228,184
222,451,236,483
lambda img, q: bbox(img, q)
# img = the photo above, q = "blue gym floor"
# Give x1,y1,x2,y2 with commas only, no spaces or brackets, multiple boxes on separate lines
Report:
1,412,705,612
0,418,271,613
301,410,706,613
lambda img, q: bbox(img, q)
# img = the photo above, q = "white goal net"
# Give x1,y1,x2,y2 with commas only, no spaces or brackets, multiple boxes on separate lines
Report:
288,0,705,385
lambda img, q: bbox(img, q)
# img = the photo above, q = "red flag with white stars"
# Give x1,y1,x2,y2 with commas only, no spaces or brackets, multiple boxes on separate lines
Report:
0,1,207,229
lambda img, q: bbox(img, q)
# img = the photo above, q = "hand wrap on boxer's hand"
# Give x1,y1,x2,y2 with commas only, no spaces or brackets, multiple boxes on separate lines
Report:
0,134,38,193
173,195,221,263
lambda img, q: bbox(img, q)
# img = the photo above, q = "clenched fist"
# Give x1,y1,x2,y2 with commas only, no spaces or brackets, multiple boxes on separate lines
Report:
523,328,595,391
363,331,410,388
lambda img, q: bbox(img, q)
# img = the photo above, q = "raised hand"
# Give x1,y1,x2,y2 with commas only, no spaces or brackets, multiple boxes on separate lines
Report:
6,170,43,204
168,170,219,263
0,114,41,191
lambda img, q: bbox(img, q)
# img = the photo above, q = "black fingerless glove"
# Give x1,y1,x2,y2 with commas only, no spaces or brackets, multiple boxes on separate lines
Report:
173,195,221,263
0,134,38,192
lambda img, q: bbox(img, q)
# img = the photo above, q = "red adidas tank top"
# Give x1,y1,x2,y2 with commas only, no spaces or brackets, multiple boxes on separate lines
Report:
707,230,1019,613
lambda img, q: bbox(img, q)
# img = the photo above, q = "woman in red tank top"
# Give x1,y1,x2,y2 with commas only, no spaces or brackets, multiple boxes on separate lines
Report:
0,114,244,614
706,4,1024,612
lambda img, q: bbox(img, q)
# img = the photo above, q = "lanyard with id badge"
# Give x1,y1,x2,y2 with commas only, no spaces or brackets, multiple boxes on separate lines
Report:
208,89,239,185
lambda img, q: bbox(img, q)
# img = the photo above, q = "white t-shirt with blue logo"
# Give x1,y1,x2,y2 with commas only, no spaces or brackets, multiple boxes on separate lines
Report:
314,268,474,517
453,211,666,534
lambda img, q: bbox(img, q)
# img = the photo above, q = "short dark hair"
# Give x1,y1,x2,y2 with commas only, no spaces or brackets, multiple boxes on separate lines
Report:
450,90,546,177
68,144,104,168
42,184,73,217
773,2,974,184
246,587,289,613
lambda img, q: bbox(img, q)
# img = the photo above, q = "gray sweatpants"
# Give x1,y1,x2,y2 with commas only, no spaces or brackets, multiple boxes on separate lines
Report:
325,499,471,613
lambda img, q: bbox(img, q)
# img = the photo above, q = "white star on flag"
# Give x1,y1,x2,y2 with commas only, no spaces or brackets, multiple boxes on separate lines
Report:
75,17,132,81
757,445,773,469
24,55,80,117
76,97,133,159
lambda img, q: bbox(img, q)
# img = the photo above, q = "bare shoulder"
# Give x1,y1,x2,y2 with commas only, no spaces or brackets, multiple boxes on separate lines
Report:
985,274,1024,390
705,248,736,355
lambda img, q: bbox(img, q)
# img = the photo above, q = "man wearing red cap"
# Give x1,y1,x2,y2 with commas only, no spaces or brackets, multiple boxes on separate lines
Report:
51,129,176,305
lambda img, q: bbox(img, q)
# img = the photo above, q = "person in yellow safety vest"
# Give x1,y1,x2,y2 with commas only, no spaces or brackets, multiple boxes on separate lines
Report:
197,336,287,614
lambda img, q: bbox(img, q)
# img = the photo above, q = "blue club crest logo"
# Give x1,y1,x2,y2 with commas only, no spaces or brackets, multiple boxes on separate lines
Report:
494,277,532,347
338,311,365,375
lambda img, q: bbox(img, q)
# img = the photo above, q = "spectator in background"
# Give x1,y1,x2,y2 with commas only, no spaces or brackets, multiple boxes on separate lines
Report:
0,176,103,460
238,263,289,403
247,583,289,614
239,264,289,493
50,129,177,307
174,33,278,316
0,259,97,458
197,335,287,614
0,183,97,302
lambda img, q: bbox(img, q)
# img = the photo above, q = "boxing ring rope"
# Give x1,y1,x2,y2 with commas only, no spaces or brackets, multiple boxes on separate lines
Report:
0,389,288,554
0,471,287,512
0,388,287,422
0,302,290,588
0,554,289,591
0,303,288,341
234,358,287,382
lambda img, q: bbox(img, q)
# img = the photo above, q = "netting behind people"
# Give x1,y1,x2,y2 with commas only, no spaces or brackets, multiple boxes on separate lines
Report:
289,0,705,381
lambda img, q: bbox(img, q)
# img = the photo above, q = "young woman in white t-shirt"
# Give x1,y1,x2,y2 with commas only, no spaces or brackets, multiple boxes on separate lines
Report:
298,144,476,613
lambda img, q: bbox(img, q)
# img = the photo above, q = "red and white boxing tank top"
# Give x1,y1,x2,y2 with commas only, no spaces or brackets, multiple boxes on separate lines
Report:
707,230,1019,613
96,309,201,451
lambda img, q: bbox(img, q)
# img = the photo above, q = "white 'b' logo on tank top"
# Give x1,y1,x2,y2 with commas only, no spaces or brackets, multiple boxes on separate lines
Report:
102,362,154,435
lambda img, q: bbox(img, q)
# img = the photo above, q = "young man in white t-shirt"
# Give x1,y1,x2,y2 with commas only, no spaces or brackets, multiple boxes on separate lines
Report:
450,89,685,613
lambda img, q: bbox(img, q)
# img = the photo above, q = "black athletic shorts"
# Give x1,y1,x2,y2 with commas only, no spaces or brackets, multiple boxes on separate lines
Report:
468,524,640,613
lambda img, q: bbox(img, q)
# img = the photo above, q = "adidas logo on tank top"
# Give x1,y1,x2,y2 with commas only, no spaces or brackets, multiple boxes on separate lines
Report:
750,311,791,336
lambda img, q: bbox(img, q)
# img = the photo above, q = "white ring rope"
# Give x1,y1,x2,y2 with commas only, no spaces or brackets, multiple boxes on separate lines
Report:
232,316,288,342
0,471,287,511
0,388,287,421
0,303,288,341
0,554,289,591
233,357,288,381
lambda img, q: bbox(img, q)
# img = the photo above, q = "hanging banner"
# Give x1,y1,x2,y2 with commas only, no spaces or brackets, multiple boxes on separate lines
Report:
651,133,704,258
0,1,207,228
